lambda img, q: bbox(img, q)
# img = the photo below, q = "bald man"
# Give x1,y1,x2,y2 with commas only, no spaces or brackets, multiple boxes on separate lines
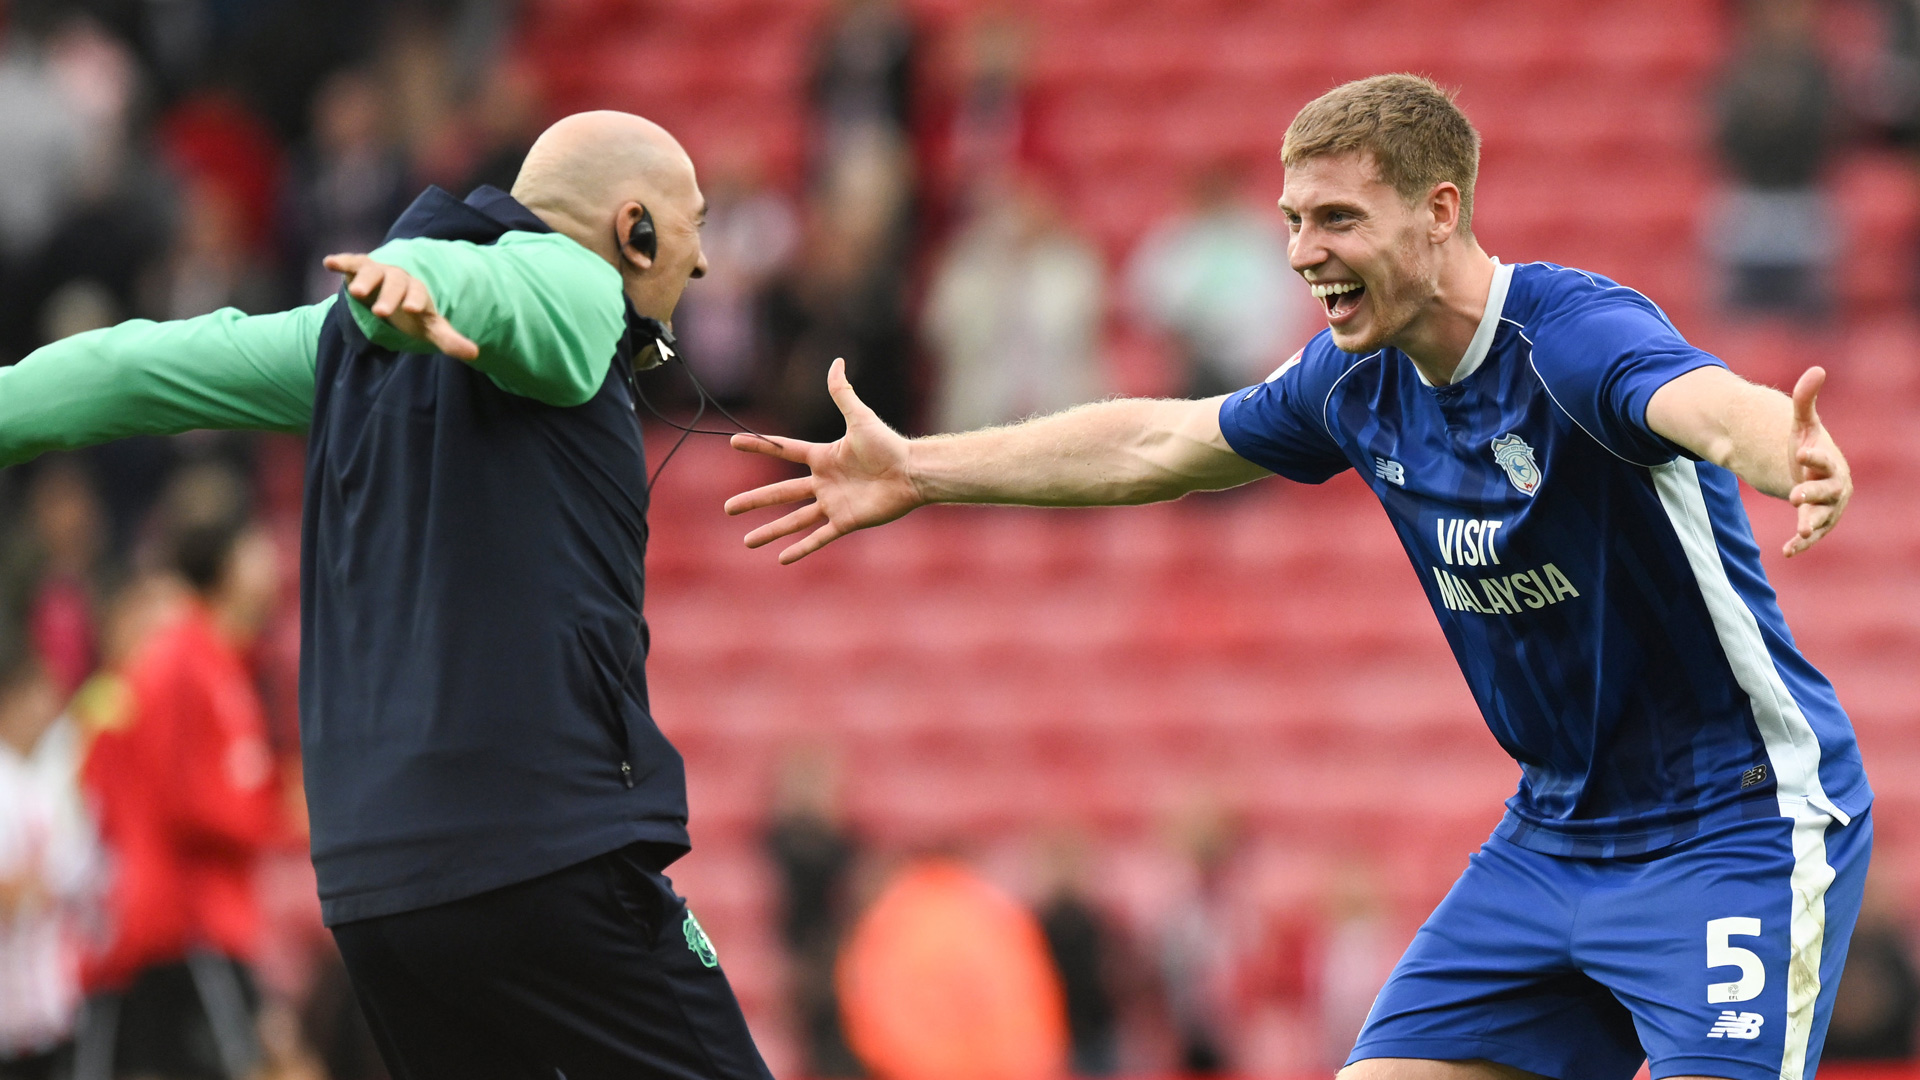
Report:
0,113,775,1080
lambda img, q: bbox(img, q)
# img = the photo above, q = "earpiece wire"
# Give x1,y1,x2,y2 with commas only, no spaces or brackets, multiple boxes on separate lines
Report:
629,345,775,488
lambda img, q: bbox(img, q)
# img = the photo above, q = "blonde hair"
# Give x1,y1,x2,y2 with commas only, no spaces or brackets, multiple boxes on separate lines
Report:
1282,74,1481,234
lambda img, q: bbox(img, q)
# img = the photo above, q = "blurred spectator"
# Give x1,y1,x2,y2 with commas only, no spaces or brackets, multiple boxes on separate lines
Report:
44,16,140,206
1,462,108,700
775,0,924,435
1312,862,1399,1071
1,19,166,367
672,148,799,408
0,630,99,1080
810,0,917,175
160,175,281,320
157,92,283,275
768,142,917,439
1128,164,1310,399
1870,0,1920,144
1710,0,1837,319
924,175,1103,432
375,3,469,189
76,473,285,1080
1034,835,1120,1078
839,854,1068,1080
0,13,86,272
1158,808,1242,1075
283,69,413,305
219,1,387,147
1824,865,1919,1061
922,7,1051,223
456,60,545,198
765,748,862,1078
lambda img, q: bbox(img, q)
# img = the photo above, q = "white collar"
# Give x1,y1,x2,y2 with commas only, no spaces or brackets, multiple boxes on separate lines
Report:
1413,257,1512,388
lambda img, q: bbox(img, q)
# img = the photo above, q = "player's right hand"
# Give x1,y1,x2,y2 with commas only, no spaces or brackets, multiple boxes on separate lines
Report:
1784,365,1849,558
325,253,480,362
725,358,921,564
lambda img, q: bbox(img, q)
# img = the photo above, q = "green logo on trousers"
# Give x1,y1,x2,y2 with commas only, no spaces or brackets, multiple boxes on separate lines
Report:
683,911,718,968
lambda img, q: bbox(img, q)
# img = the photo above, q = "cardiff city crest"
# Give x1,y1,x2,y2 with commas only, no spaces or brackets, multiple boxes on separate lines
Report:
1491,434,1541,497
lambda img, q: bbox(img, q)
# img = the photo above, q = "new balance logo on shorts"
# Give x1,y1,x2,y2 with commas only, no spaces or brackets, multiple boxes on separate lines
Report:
1706,1011,1764,1039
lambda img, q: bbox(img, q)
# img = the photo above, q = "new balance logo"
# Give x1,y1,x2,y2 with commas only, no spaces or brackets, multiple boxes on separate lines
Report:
1707,1011,1764,1039
1373,457,1406,486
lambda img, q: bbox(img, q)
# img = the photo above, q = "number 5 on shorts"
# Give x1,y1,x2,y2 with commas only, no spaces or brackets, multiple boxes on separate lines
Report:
1707,917,1765,1003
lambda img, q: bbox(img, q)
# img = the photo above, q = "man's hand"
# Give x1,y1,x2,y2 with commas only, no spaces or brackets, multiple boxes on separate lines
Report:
1784,366,1849,558
725,359,921,564
324,253,480,361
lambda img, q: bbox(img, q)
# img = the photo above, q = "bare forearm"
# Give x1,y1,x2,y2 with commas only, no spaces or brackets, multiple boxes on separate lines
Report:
1720,382,1804,495
1650,367,1813,498
908,396,1264,507
1710,385,1801,497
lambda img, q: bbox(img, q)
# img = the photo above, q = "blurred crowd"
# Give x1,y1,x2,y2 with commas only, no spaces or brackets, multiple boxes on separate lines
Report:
2,0,1920,1078
761,744,1920,1079
1713,0,1920,320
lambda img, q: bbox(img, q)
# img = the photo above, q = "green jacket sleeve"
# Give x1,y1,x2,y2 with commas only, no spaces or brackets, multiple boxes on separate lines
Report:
0,300,328,468
345,231,628,408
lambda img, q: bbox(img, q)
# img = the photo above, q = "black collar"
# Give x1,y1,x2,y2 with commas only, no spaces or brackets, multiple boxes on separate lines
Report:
464,185,552,234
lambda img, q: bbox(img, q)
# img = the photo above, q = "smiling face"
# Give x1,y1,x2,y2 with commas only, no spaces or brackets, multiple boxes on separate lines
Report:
1279,150,1452,355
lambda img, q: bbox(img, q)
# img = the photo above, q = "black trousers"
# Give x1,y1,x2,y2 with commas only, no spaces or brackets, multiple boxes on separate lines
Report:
332,843,774,1080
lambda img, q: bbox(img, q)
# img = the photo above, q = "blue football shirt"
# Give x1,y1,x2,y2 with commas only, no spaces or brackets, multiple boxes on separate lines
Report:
1218,260,1870,857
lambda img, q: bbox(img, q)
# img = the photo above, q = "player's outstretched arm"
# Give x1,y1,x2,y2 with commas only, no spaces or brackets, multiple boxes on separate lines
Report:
725,358,1269,563
1647,365,1849,557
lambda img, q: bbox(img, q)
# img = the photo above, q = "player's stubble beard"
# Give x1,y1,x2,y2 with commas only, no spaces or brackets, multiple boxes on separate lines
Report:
1327,218,1440,357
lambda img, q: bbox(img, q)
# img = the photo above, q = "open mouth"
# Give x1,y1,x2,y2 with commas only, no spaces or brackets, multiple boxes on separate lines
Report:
1312,280,1365,322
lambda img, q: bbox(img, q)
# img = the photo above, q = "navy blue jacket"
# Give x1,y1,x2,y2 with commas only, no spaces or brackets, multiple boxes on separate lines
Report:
300,186,689,925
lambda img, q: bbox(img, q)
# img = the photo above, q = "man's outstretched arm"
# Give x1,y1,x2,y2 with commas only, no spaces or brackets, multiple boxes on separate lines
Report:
1647,364,1848,557
725,358,1270,563
326,230,627,408
0,301,329,468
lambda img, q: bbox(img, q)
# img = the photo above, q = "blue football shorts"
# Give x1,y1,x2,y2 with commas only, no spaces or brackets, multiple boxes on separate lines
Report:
1349,807,1872,1080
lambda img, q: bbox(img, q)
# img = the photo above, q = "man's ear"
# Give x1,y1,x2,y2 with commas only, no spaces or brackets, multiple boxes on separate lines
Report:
615,201,655,272
1427,183,1462,244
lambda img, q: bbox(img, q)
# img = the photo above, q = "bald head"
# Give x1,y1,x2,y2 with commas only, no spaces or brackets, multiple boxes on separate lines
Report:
513,112,695,236
512,111,708,320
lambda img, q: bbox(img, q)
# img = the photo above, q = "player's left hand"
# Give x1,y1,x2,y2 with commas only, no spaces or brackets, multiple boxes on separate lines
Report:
324,253,480,361
1784,366,1849,558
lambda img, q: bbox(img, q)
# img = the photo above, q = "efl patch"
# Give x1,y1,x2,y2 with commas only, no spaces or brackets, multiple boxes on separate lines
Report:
683,911,718,968
1491,434,1541,497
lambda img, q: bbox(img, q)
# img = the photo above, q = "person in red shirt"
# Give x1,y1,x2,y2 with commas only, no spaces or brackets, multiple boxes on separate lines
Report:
77,505,285,1080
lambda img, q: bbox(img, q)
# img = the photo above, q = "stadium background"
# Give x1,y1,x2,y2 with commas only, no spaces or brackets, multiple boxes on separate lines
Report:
0,0,1917,1077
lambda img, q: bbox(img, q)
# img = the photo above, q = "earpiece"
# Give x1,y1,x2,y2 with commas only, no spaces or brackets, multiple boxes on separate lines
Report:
627,205,657,262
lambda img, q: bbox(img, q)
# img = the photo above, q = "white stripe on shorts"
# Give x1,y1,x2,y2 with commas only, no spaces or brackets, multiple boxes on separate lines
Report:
1652,458,1840,1079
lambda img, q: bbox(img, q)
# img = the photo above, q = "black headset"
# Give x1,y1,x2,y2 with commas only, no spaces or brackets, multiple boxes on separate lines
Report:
626,205,657,262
